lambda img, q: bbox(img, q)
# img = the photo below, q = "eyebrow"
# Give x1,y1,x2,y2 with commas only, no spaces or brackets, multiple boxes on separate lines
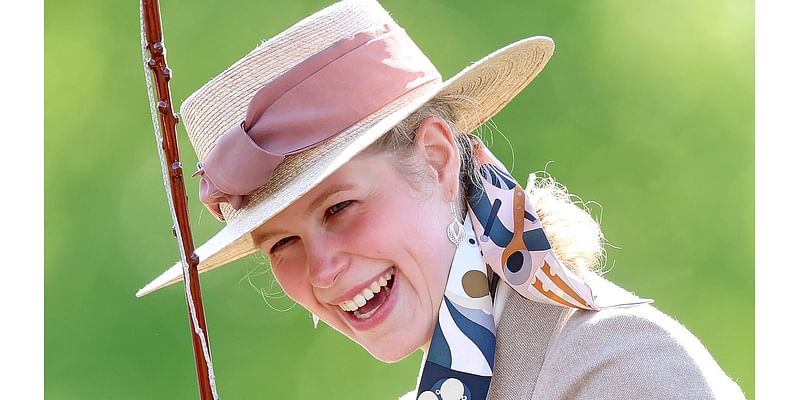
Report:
309,182,356,213
254,182,356,244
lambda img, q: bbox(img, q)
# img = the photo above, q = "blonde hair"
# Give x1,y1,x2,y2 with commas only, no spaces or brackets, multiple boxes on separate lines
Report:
365,94,607,276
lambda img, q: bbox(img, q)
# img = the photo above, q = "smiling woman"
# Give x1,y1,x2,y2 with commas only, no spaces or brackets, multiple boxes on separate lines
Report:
137,0,746,399
254,148,455,362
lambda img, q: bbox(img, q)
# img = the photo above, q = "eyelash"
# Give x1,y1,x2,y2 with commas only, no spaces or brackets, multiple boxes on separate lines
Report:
326,200,352,217
269,200,353,253
270,237,295,253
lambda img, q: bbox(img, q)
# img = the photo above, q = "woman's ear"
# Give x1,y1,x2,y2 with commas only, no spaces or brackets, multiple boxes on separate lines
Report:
414,116,460,199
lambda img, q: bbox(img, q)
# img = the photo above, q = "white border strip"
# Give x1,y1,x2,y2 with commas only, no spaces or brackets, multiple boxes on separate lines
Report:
756,1,800,397
1,0,43,397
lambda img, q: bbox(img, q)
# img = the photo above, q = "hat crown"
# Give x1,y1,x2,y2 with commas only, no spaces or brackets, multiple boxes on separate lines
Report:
180,0,417,162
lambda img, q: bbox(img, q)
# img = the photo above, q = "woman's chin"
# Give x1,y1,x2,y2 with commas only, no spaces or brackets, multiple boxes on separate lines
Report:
364,342,420,363
359,328,430,363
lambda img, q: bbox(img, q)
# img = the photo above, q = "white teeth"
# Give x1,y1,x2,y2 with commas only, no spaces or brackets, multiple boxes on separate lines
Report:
337,268,394,312
355,307,380,319
353,294,367,307
362,288,374,300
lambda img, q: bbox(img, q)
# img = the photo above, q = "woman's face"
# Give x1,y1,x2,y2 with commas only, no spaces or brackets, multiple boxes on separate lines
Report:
251,117,461,361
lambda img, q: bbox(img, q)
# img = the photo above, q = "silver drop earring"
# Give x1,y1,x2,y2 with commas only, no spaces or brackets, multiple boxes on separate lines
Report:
447,200,466,245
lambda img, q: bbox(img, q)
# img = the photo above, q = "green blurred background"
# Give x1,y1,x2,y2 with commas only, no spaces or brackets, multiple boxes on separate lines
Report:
45,0,753,398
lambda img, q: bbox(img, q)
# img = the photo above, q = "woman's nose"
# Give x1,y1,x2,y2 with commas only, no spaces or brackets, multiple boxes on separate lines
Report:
306,235,348,288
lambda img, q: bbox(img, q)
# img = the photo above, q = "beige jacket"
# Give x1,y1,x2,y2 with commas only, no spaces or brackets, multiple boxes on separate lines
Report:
401,274,746,399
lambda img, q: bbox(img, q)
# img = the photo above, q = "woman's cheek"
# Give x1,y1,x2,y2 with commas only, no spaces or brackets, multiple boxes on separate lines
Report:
269,257,307,302
343,205,392,249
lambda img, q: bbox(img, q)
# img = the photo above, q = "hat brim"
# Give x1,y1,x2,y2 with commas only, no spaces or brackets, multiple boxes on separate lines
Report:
136,36,554,297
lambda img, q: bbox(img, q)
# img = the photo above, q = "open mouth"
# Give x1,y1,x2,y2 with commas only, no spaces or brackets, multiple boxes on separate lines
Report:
337,267,396,320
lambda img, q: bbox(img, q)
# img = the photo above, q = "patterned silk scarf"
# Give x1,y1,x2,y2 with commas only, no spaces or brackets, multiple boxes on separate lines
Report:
415,140,651,400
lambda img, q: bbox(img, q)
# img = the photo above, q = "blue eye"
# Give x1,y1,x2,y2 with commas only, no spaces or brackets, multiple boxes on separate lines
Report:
270,201,352,254
327,200,352,216
270,236,296,253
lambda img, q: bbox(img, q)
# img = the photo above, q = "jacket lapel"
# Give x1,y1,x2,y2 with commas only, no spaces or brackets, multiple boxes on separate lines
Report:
487,282,575,400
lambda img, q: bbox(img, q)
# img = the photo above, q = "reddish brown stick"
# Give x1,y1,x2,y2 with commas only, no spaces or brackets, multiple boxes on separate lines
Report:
141,0,216,398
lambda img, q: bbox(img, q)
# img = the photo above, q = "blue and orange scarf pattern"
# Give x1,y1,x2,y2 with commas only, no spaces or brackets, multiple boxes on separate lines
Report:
415,141,650,400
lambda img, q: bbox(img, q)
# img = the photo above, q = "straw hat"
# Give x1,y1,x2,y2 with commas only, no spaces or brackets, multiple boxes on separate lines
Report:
137,0,554,297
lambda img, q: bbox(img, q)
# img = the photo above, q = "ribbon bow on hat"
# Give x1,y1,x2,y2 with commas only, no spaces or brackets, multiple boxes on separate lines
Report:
193,23,440,221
